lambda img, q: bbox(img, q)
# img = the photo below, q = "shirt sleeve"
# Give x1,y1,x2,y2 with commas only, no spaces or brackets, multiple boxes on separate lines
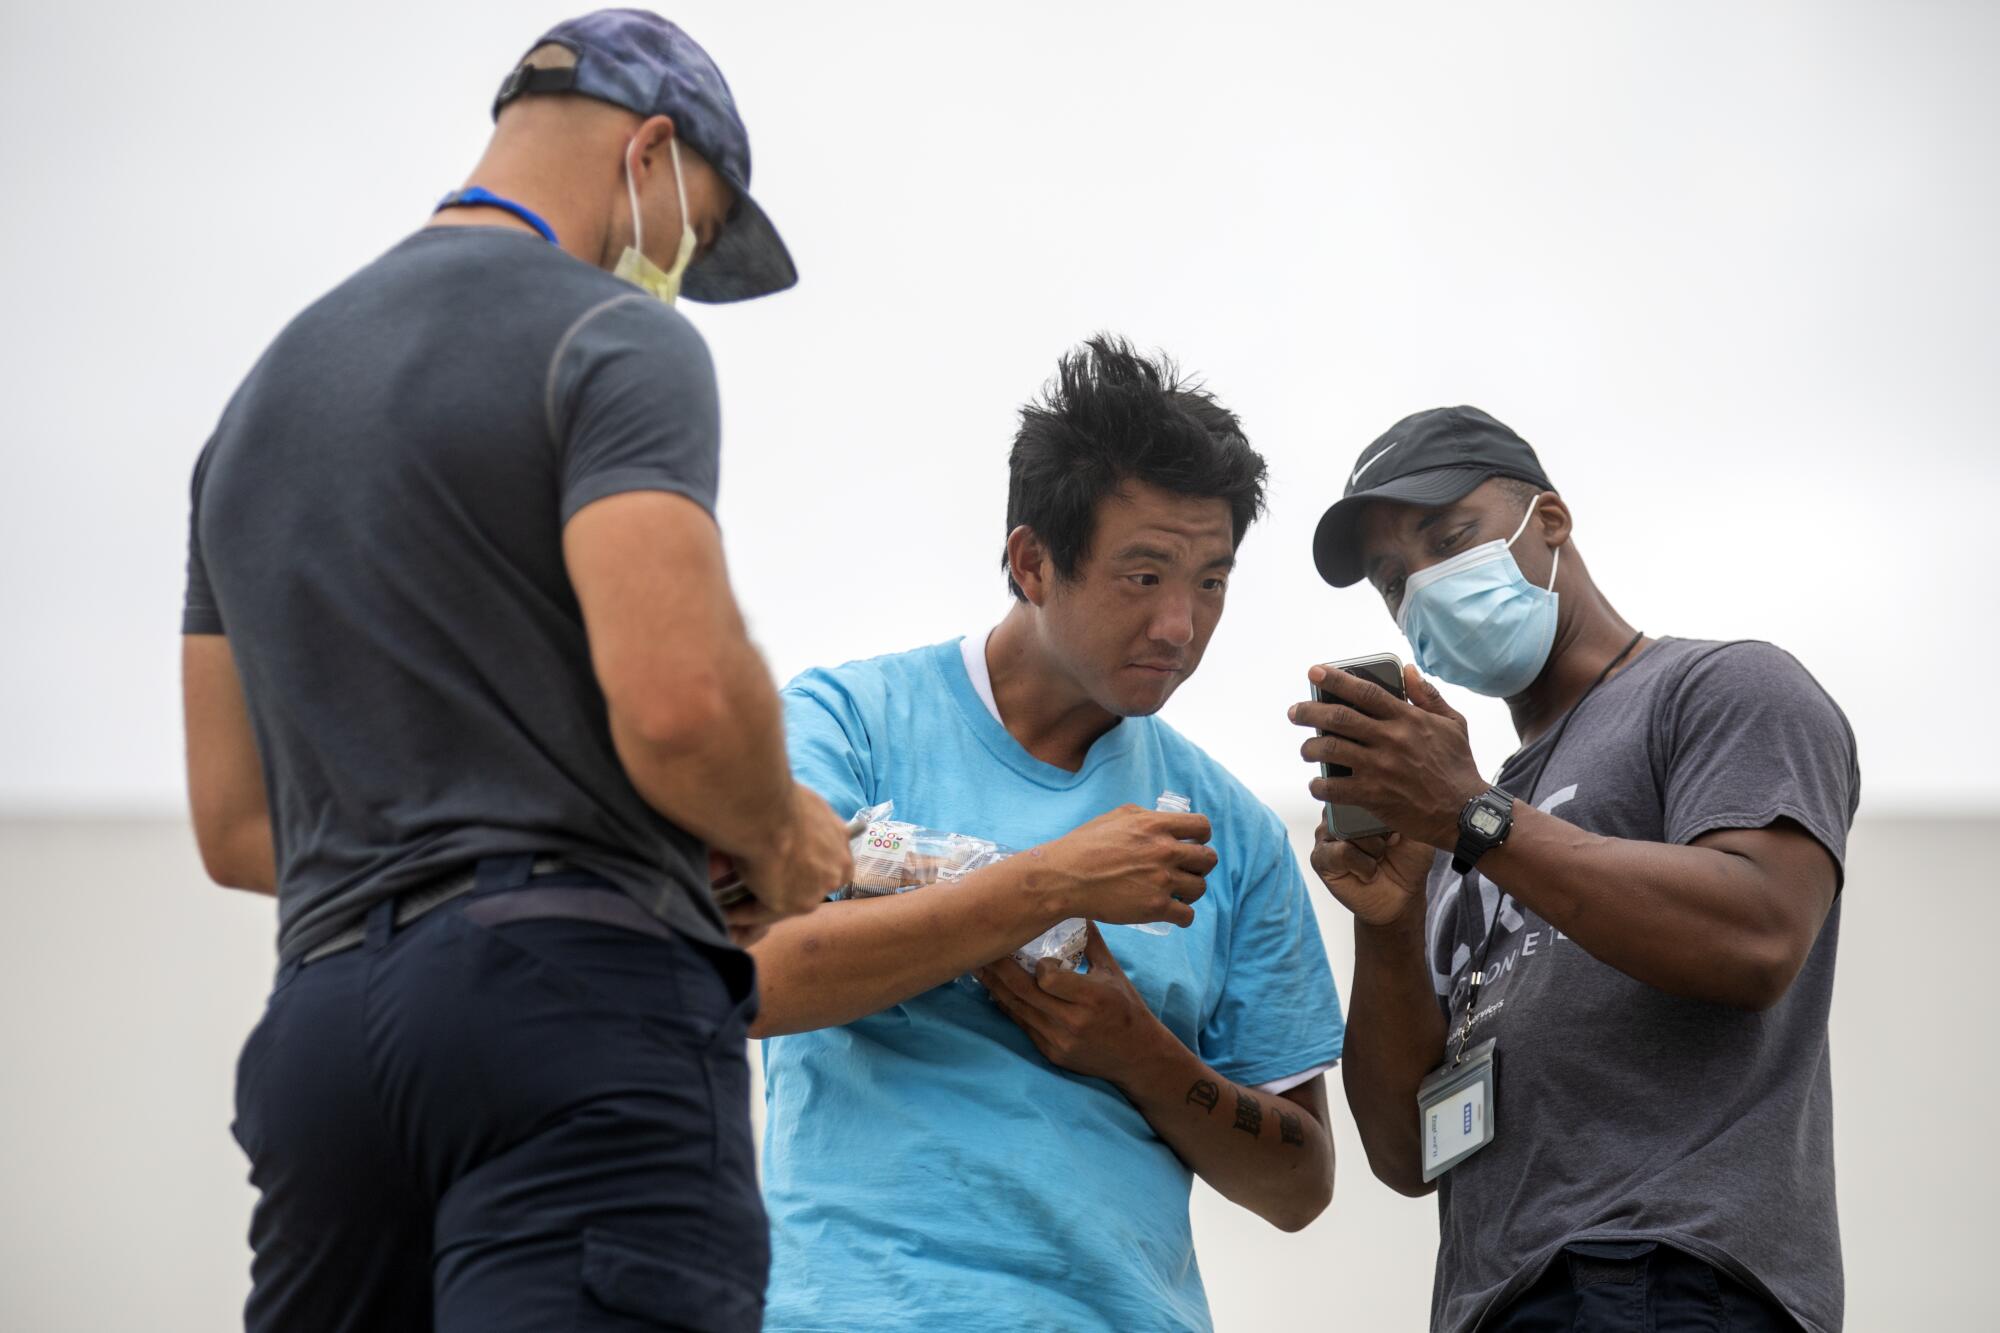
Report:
547,294,722,525
1655,641,1861,884
780,668,878,823
182,441,224,635
1198,806,1346,1088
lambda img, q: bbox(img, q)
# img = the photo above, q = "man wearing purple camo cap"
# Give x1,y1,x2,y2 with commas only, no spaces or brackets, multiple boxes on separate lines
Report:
482,7,798,301
186,11,849,1332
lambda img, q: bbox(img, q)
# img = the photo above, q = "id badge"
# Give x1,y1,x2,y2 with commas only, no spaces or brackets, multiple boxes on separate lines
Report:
1417,1038,1497,1182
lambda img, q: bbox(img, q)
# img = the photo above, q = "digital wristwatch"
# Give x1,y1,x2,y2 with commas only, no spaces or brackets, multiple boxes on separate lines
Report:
1452,787,1516,875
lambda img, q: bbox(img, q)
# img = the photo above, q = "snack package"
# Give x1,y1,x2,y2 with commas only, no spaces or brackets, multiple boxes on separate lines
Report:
843,803,1015,895
837,793,1192,974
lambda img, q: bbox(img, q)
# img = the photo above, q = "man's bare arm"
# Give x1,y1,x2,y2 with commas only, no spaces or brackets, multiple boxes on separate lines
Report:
565,490,790,856
1478,812,1838,1011
1340,906,1445,1197
750,859,1066,1037
1129,1067,1335,1234
749,806,1215,1037
182,635,277,894
978,926,1334,1232
565,490,848,914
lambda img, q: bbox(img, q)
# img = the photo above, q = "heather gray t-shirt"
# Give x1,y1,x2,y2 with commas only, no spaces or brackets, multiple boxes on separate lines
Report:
1423,638,1859,1333
183,226,731,961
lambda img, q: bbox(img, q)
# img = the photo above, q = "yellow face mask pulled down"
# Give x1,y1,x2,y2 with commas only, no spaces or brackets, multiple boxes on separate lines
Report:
612,135,697,304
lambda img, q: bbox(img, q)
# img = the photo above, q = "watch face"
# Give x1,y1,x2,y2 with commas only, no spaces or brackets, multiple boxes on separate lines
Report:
1470,806,1504,837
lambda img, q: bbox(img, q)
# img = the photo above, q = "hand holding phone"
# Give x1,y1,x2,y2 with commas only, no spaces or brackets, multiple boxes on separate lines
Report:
1311,654,1407,841
1296,656,1490,852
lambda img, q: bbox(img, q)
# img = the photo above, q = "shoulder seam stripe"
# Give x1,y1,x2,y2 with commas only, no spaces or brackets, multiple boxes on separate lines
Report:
543,293,647,455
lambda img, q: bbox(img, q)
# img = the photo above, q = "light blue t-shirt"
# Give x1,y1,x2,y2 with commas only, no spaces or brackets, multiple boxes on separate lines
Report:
762,639,1345,1332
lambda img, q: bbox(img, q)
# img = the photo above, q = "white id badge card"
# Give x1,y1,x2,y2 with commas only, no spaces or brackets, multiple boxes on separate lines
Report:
1417,1038,1497,1182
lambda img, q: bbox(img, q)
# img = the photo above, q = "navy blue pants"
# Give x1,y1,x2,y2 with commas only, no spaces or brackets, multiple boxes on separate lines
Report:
232,857,768,1332
1490,1241,1801,1332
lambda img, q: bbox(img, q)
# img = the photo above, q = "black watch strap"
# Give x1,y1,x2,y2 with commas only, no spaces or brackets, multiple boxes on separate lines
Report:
1452,787,1516,876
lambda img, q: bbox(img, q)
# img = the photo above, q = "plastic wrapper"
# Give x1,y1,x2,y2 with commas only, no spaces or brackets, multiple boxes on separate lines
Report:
842,803,1012,894
837,792,1191,974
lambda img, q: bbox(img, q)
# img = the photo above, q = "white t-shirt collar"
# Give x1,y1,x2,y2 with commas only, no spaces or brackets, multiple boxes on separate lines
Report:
961,627,1002,724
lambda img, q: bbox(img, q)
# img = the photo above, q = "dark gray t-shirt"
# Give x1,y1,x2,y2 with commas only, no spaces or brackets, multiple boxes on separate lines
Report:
183,226,731,961
1423,638,1859,1333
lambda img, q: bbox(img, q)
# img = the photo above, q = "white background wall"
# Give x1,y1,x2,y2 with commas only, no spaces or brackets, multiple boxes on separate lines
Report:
1,0,1996,813
3,1,1996,1328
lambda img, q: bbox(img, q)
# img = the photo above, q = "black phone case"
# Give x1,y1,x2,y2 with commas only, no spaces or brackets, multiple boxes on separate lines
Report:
1317,655,1405,841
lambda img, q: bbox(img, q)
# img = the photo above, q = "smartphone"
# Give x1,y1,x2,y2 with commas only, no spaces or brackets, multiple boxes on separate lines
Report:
1315,653,1407,842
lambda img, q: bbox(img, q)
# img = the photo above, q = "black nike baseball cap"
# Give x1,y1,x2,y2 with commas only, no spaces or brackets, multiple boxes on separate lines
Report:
1312,406,1554,588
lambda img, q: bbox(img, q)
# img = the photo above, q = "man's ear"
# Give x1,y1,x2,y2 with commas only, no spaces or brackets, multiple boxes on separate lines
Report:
631,113,678,171
1533,492,1573,551
1006,525,1051,607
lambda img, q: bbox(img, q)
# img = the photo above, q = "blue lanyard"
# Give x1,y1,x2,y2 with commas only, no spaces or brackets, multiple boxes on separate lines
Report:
433,187,559,246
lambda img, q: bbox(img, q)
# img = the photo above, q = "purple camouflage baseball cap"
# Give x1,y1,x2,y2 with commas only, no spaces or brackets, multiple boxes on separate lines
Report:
494,8,796,303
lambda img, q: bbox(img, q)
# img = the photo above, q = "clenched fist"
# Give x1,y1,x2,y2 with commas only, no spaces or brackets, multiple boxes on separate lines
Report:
1029,804,1218,928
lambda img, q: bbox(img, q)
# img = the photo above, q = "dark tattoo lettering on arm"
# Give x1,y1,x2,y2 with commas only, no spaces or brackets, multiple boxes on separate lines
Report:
1278,1107,1305,1148
1186,1079,1220,1113
1231,1089,1263,1137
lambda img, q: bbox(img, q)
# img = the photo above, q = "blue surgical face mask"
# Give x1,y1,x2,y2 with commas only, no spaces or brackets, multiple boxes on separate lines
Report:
1395,495,1560,698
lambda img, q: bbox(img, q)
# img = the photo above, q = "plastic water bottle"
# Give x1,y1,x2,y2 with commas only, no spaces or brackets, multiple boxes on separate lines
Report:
1125,790,1193,936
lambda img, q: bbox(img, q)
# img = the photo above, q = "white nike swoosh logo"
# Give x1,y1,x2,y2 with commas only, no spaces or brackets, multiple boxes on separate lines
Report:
1350,439,1403,488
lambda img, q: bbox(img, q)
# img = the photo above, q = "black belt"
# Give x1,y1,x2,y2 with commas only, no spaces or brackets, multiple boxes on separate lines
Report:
300,856,570,963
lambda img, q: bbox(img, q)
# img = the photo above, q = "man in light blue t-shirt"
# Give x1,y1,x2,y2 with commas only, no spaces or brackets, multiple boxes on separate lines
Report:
748,338,1345,1332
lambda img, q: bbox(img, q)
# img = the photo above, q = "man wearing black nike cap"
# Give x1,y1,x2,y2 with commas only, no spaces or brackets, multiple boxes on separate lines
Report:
1288,407,1860,1331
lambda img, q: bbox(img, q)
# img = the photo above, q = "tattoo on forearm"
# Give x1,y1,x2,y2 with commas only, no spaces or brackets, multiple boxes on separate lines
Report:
1278,1107,1305,1147
1187,1079,1220,1113
1231,1089,1263,1137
